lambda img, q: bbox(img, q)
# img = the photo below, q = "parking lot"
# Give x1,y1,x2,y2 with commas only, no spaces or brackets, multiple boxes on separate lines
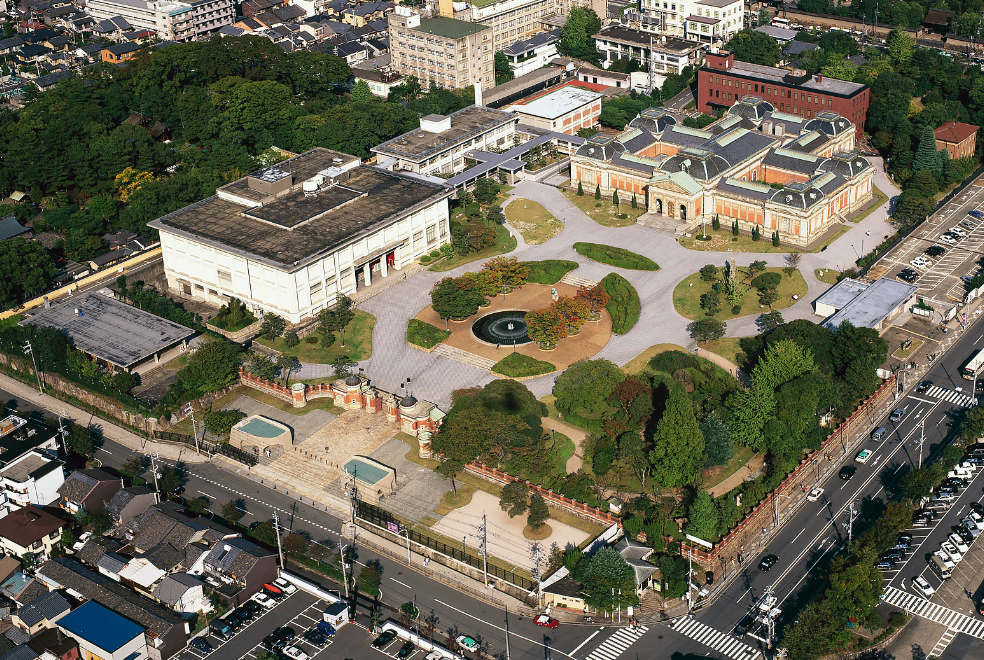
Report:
369,630,444,660
873,183,984,306
175,591,334,660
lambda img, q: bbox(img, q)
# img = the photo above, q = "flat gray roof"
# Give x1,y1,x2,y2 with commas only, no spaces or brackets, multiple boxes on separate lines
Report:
822,278,918,330
511,86,601,120
594,26,701,54
372,105,518,162
723,58,867,97
815,277,869,310
22,293,195,369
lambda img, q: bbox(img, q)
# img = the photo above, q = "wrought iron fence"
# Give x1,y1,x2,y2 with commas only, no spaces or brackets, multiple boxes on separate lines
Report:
152,431,258,467
356,501,534,591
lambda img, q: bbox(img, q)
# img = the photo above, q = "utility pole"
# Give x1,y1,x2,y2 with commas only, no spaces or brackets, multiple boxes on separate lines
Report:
764,583,776,649
478,512,488,586
504,603,512,660
918,420,926,469
149,452,161,503
273,510,285,568
687,544,694,614
402,525,412,564
56,410,69,456
845,501,856,559
22,340,43,393
530,542,542,604
184,403,200,454
340,544,350,601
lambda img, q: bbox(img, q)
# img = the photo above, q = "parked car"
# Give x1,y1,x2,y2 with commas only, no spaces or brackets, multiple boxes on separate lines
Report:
969,210,983,219
949,533,970,553
262,584,285,600
934,550,955,569
262,635,286,652
890,408,907,422
941,541,963,563
839,466,856,480
251,592,276,609
856,449,874,464
807,487,824,502
272,627,296,643
926,245,946,256
243,600,263,615
316,622,336,637
534,615,559,628
396,641,416,659
72,531,93,552
899,532,913,543
875,560,896,570
955,526,975,544
282,647,309,660
912,576,936,596
372,631,397,649
882,549,905,562
950,226,967,236
272,577,297,594
222,613,243,631
190,638,213,654
898,269,918,283
303,630,327,647
456,636,480,651
758,554,779,571
234,607,254,623
208,621,233,640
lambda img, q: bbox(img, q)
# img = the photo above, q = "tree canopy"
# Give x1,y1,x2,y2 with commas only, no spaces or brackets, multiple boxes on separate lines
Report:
726,29,781,67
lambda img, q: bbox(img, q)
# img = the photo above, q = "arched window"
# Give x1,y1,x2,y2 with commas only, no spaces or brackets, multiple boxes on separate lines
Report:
679,204,687,221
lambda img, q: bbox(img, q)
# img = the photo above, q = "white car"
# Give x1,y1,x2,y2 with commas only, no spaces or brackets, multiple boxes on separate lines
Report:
912,576,936,597
425,653,444,660
72,531,93,552
940,234,958,244
949,533,970,553
941,541,963,563
950,227,967,236
934,550,955,569
250,592,276,609
807,487,824,502
968,511,984,524
272,577,297,594
855,449,874,464
282,646,309,660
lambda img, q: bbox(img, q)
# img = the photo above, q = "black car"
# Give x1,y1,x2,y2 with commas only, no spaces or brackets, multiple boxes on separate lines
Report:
898,270,917,283
927,245,946,257
190,638,213,654
234,607,254,623
758,554,779,571
955,526,975,544
917,380,933,393
396,641,416,659
262,635,286,652
875,560,895,570
944,477,969,488
882,549,904,561
839,465,857,480
734,614,754,637
303,630,327,647
223,613,244,630
272,626,296,642
938,485,957,495
372,630,397,649
972,502,984,516
243,600,262,615
914,510,936,524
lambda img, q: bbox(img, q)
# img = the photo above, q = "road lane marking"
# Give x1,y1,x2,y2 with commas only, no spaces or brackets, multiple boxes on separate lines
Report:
790,529,805,544
390,579,411,588
569,631,601,657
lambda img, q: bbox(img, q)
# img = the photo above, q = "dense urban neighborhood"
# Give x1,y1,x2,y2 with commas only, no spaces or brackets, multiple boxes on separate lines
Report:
4,1,984,660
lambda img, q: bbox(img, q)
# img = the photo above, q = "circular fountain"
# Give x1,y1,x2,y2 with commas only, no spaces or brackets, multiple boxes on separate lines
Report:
471,310,531,345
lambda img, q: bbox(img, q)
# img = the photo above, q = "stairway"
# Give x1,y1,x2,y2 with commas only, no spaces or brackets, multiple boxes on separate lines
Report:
559,272,598,288
432,343,497,371
349,263,426,306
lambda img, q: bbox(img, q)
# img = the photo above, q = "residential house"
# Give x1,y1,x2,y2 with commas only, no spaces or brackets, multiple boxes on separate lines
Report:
0,507,65,562
614,537,658,595
56,469,121,515
100,41,141,63
57,601,148,660
501,29,558,77
540,573,586,611
353,66,403,97
9,591,70,636
151,574,206,616
35,558,189,660
104,487,156,527
333,39,368,64
200,537,277,606
935,120,978,160
0,451,65,514
26,628,79,660
342,1,391,26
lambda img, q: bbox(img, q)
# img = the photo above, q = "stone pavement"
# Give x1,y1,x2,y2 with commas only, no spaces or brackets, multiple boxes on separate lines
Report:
541,417,588,474
294,166,899,408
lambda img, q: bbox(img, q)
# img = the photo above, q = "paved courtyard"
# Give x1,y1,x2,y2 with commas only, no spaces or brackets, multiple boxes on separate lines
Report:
220,394,336,444
290,159,900,408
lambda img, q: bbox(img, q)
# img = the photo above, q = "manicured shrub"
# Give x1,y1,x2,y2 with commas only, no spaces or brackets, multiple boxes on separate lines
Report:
751,272,781,290
595,185,601,200
573,242,659,271
601,273,640,335
577,181,584,196
712,215,720,230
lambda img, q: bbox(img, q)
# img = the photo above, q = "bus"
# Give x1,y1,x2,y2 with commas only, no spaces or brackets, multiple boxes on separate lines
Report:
771,17,791,28
962,349,984,379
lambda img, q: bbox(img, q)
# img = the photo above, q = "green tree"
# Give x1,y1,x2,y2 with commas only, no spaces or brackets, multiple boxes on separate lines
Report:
157,465,183,497
283,330,300,348
685,492,719,542
187,497,209,514
258,313,286,340
580,547,639,611
752,339,816,391
499,481,529,517
351,79,373,103
283,534,309,555
494,51,513,85
700,412,732,467
699,264,718,282
826,557,883,623
759,310,784,331
726,29,781,67
203,409,245,438
558,7,602,63
649,385,704,487
527,492,550,529
727,385,775,452
913,124,942,175
221,500,244,524
553,359,624,418
577,181,584,196
820,54,858,82
242,351,276,381
430,277,485,322
595,184,601,200
357,563,382,596
68,423,94,458
0,239,57,307
90,511,113,534
758,286,779,307
886,28,915,67
120,457,144,479
436,458,463,497
60,528,76,549
178,339,242,395
688,318,726,342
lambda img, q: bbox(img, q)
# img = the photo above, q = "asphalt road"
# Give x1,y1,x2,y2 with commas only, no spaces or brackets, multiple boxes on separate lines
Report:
685,317,984,657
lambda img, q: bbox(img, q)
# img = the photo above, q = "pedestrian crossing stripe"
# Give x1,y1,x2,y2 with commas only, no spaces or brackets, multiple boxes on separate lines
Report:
931,628,958,658
582,625,649,660
671,617,762,660
922,386,977,408
882,587,984,638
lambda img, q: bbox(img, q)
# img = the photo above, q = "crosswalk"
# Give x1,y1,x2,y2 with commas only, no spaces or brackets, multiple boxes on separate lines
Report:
881,587,984,638
671,617,762,660
582,625,649,660
921,385,977,408
931,628,958,658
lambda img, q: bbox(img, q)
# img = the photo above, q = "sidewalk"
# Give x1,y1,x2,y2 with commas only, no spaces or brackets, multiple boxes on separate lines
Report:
0,372,207,463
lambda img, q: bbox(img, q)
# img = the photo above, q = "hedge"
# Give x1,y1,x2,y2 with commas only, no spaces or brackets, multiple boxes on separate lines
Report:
491,352,556,377
601,272,640,334
573,242,659,271
406,319,447,349
523,260,579,285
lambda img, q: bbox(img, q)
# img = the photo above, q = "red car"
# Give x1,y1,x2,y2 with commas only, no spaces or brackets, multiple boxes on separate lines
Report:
534,615,558,628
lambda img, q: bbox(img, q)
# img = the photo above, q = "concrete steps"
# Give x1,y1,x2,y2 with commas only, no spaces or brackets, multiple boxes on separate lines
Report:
349,263,425,306
559,272,598,288
432,343,497,371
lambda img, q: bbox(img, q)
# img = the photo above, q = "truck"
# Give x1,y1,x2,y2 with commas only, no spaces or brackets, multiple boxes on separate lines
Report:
962,349,984,380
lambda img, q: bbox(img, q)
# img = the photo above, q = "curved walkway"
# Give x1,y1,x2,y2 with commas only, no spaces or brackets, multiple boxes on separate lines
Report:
293,160,899,408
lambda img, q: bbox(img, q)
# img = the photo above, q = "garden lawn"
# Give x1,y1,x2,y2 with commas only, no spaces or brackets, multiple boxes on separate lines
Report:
679,224,849,253
601,272,640,334
697,337,746,366
574,242,659,270
407,319,448,349
430,222,517,272
562,188,643,227
505,199,564,244
621,343,689,374
255,309,374,362
701,446,755,492
523,260,578,284
491,352,555,377
673,267,807,321
851,184,888,223
815,268,840,285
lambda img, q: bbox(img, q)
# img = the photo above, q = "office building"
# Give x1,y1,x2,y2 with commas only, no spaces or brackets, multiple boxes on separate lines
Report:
508,86,601,135
628,0,743,43
388,7,494,91
86,0,235,41
593,26,703,77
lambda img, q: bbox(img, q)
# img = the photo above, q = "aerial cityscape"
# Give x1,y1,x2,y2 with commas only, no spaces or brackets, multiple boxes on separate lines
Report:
1,1,984,659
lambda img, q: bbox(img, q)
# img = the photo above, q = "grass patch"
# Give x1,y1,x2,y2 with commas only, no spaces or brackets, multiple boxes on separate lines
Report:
698,337,746,366
523,524,553,540
601,272,640,334
256,310,374,363
673,267,807,321
492,352,555,378
679,226,813,253
430,222,517,272
850,184,889,223
562,188,643,227
505,199,563,244
434,482,475,515
241,389,344,416
701,446,755,492
523,260,578,285
892,338,923,360
407,319,448,349
815,268,841,285
622,343,689,375
573,242,659,271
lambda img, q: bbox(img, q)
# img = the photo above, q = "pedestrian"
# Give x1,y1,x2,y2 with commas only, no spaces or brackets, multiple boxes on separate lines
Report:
403,273,407,281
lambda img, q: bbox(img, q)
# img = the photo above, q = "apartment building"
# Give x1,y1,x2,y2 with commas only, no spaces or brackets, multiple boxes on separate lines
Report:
450,0,565,51
86,0,235,41
594,26,703,77
627,0,744,43
0,450,65,514
388,7,494,91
